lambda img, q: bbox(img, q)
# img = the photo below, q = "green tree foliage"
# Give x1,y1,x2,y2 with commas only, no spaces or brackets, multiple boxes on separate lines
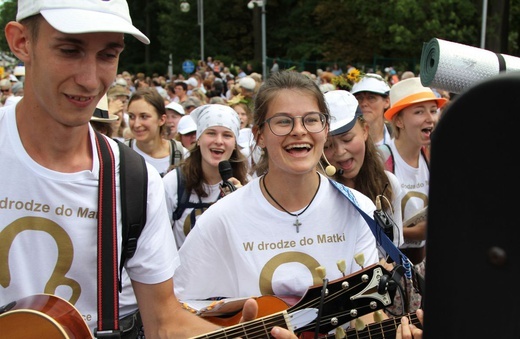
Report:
0,0,518,75
0,1,17,53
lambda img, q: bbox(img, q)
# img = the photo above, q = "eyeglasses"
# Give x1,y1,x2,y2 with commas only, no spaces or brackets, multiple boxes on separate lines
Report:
1,89,10,93
261,112,327,136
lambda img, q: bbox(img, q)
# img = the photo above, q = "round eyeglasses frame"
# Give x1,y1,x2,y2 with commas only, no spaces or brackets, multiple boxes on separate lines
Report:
261,112,328,136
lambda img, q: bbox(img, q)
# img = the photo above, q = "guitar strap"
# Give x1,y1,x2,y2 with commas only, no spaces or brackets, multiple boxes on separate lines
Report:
95,131,121,337
328,178,414,279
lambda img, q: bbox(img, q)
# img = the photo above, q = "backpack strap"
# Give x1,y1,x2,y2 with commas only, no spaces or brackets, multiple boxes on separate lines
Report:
328,178,413,276
172,167,189,221
116,139,148,292
377,143,395,173
169,139,184,167
171,167,212,224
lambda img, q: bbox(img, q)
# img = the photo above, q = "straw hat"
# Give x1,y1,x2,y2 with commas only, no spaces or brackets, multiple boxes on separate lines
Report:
91,94,118,122
384,77,447,121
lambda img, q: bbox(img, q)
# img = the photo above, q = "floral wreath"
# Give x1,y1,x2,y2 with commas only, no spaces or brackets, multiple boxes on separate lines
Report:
331,68,364,91
227,94,248,106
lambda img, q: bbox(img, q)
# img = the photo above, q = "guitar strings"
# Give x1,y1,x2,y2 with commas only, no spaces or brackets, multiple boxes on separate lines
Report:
288,278,370,331
316,313,421,339
200,311,288,339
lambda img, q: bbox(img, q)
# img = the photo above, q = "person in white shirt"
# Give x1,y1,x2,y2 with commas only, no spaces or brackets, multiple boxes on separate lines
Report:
174,71,384,335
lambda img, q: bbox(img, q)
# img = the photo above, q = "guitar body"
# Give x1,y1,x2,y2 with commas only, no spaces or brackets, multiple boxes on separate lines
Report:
205,295,290,327
0,294,92,339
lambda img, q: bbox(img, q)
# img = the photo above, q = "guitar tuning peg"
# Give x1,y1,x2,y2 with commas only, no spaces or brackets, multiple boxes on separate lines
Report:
355,318,366,331
354,253,365,268
334,326,346,338
373,310,385,323
315,266,326,279
336,259,346,276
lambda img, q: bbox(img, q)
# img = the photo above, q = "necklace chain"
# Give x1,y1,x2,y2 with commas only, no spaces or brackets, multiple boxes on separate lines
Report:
262,173,321,233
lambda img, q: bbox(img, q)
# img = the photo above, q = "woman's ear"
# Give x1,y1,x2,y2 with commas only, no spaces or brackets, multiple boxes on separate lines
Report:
5,22,32,64
252,125,264,148
383,96,390,110
362,123,369,141
159,113,167,126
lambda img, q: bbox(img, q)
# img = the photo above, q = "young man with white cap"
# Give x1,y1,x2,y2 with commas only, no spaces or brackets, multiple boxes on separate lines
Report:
0,1,297,338
351,73,392,146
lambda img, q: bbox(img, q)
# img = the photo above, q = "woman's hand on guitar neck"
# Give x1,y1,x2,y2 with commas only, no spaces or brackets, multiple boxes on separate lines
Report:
240,298,299,339
396,309,423,339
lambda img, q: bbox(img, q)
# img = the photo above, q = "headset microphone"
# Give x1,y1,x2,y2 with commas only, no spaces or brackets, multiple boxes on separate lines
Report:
322,152,337,176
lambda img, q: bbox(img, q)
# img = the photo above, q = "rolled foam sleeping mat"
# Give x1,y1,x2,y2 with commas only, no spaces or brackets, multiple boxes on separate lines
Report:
420,37,520,93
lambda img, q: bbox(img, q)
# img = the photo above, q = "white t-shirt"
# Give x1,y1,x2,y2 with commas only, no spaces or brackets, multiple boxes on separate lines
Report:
0,105,177,333
387,139,429,249
130,143,171,177
163,168,223,249
174,174,379,300
128,139,189,177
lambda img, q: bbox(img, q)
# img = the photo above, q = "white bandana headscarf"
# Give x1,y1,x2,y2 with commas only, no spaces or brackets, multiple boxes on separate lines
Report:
190,104,241,140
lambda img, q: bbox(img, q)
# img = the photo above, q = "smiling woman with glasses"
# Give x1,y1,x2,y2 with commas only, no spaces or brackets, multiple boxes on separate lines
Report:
174,71,385,335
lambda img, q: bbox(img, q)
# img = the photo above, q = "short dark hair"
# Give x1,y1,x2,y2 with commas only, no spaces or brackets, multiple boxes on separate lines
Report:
175,81,188,91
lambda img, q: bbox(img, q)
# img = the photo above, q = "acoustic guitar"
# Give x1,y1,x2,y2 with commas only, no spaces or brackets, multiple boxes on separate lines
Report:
0,293,92,338
191,263,397,338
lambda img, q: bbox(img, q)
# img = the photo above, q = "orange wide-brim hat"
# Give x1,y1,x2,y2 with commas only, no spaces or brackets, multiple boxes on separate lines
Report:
384,77,447,121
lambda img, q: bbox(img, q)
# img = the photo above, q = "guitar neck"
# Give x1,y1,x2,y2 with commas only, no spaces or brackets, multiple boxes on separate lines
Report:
338,312,422,338
193,310,293,339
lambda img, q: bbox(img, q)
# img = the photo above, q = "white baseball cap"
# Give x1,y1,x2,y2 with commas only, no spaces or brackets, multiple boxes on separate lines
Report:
185,77,198,88
178,115,197,135
165,101,185,116
351,73,390,96
239,77,256,91
325,90,362,136
16,0,150,45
